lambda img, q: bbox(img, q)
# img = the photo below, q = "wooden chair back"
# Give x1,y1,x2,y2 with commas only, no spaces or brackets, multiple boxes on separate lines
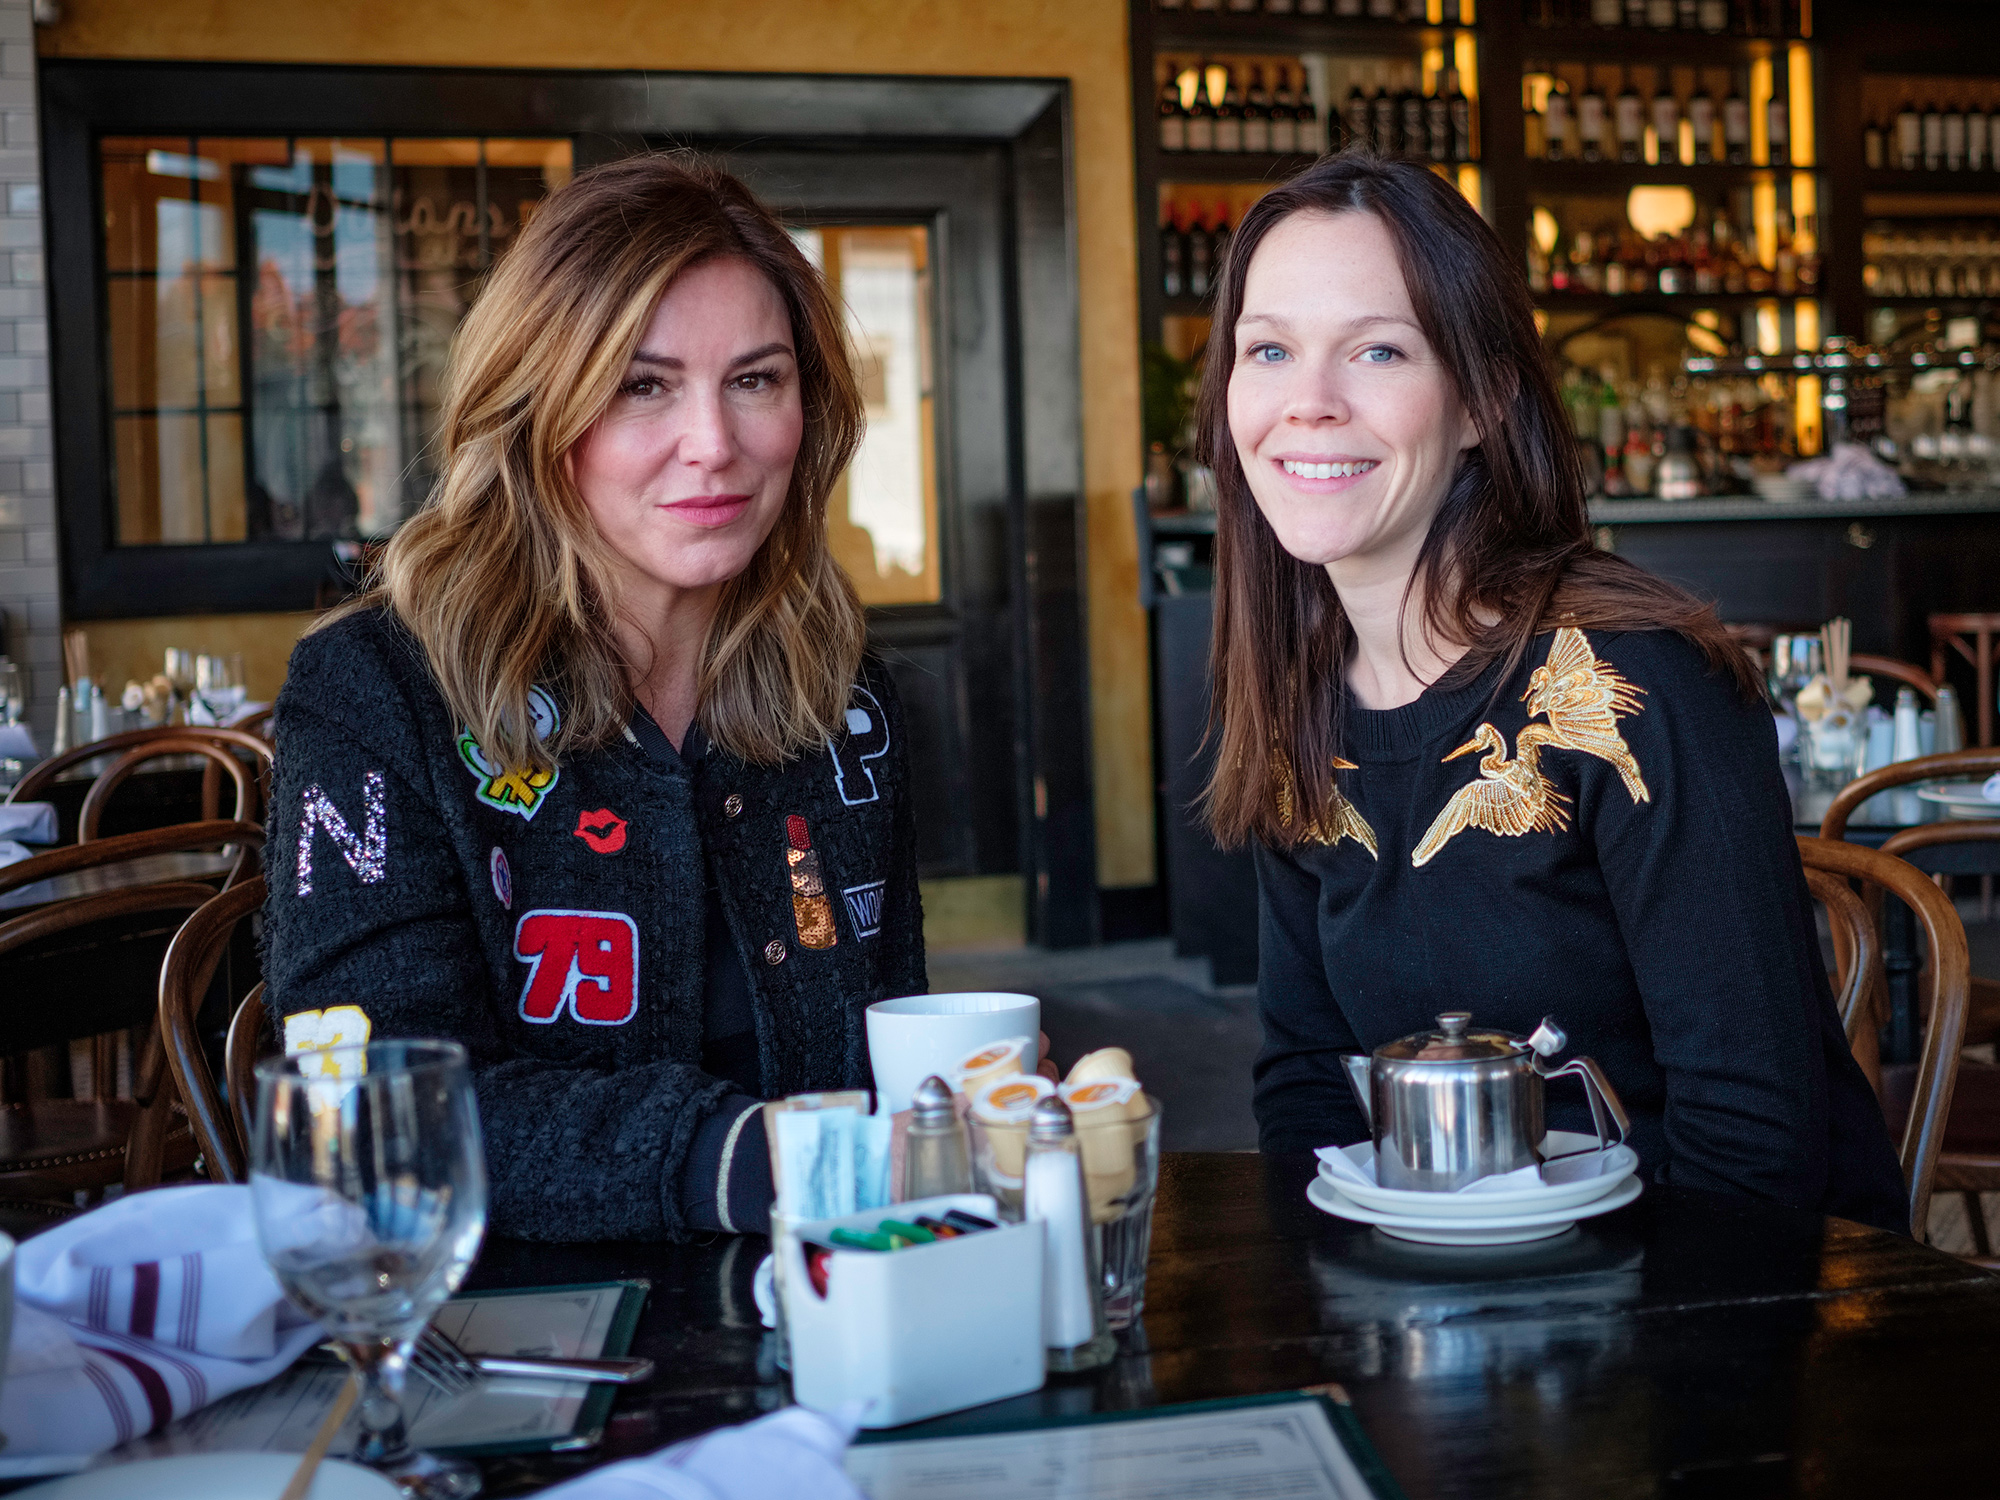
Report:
226,983,267,1170
1798,836,1971,1240
159,877,266,1183
1849,654,1941,706
0,882,220,1191
78,737,256,841
1804,865,1882,1047
1821,749,2000,842
5,726,273,805
1930,613,2000,747
0,820,264,901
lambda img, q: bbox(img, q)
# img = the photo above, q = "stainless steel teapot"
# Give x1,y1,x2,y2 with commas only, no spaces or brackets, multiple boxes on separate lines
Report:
1341,1012,1630,1192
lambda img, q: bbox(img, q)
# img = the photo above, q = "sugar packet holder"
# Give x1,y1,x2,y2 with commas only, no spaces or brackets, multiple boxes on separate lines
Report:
780,1192,1045,1428
762,1090,893,1221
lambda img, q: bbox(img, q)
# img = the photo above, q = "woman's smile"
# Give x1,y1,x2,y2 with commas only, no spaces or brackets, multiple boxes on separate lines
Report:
660,492,755,527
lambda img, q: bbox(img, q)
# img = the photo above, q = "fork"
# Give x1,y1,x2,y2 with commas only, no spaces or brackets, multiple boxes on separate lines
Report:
408,1322,655,1396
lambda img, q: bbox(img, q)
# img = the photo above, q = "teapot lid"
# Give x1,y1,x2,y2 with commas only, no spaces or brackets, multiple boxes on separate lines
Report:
1376,1011,1531,1063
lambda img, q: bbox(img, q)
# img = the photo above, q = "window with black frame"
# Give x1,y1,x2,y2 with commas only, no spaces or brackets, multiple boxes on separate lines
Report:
99,135,572,549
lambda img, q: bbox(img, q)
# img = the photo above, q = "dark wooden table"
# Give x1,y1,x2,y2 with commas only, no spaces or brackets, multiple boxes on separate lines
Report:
461,1153,2000,1499
0,849,235,914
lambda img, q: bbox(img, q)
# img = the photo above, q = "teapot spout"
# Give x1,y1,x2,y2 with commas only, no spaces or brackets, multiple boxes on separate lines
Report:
1341,1053,1373,1130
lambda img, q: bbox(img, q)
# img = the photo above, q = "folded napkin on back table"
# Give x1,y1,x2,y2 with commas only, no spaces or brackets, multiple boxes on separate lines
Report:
0,801,55,844
1,1184,322,1462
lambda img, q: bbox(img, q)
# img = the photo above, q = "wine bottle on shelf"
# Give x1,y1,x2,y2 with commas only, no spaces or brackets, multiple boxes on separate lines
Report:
1578,72,1607,162
1372,64,1399,154
1159,72,1187,153
1652,85,1681,165
1427,72,1451,162
1187,212,1212,298
1766,92,1788,167
1524,79,1547,158
1346,70,1371,152
1161,205,1186,298
1243,66,1272,154
1897,96,1921,170
1449,67,1474,161
1624,0,1646,26
1296,71,1320,154
1923,96,1943,171
1647,0,1675,28
1591,0,1622,24
1945,100,1967,172
1270,69,1299,155
1209,202,1233,280
1214,68,1243,153
1698,0,1727,31
1400,65,1426,159
1862,116,1884,171
1969,103,1989,173
1186,69,1216,152
1722,76,1750,164
1688,79,1715,165
1676,0,1697,28
1546,78,1573,161
1616,71,1645,164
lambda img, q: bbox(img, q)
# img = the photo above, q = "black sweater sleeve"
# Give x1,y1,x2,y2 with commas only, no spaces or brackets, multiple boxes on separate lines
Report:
264,628,737,1242
1252,839,1369,1152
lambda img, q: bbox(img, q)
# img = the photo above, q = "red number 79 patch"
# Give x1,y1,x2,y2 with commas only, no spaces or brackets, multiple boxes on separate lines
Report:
513,909,639,1026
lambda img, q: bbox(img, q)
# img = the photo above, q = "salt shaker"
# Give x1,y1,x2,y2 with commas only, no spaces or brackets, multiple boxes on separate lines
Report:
901,1074,971,1200
1023,1096,1115,1373
1892,686,1923,764
1936,685,1965,754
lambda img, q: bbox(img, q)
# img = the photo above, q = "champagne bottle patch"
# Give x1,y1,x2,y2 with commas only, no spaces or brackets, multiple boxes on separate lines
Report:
786,815,839,950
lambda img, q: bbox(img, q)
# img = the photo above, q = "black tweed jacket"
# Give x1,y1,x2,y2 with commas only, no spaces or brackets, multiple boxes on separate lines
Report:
263,608,925,1241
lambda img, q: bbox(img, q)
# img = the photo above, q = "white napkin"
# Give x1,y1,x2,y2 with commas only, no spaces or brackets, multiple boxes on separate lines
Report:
1314,1142,1611,1194
0,801,54,843
0,1184,323,1459
0,723,34,761
0,839,31,870
538,1406,865,1500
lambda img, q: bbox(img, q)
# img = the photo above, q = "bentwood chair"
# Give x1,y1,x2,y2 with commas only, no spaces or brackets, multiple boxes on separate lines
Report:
1798,836,1970,1242
158,877,267,1183
1850,654,1941,706
0,883,218,1198
0,819,265,904
1931,614,2000,747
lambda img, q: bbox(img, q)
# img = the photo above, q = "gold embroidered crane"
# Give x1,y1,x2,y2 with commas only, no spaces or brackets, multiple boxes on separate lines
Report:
1275,752,1378,859
1521,626,1651,804
1411,723,1571,868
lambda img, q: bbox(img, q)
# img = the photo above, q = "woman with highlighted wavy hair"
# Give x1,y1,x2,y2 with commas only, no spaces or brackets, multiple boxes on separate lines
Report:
265,154,925,1242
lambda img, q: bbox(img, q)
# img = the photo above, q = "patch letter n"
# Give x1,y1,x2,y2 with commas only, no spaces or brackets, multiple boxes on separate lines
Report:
297,771,388,897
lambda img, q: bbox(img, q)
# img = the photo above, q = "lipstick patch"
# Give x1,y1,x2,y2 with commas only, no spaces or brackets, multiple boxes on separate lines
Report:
785,814,838,950
574,808,628,854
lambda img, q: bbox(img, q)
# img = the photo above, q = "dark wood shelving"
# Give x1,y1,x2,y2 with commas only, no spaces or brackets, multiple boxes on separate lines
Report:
1865,294,2000,306
1157,149,1324,182
1525,160,1790,191
1863,168,2000,193
1515,25,1798,63
1151,12,1472,53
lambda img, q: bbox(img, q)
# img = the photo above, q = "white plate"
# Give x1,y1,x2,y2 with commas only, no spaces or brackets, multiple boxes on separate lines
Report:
1915,782,2000,811
15,1453,401,1500
1322,1137,1638,1219
1307,1172,1644,1245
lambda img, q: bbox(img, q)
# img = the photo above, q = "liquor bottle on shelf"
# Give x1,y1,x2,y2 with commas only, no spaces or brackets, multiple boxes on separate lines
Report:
1652,85,1682,165
1346,71,1371,152
1243,66,1272,154
1897,95,1921,170
1159,72,1187,153
1296,71,1320,154
1546,77,1573,161
1187,210,1213,297
1427,72,1452,162
1161,204,1185,298
1524,78,1546,159
1863,115,1884,172
1186,69,1216,152
1969,103,1989,173
1579,72,1607,163
1923,96,1943,172
1373,64,1399,154
1766,91,1788,167
1400,65,1426,160
1945,99,1967,172
1591,0,1622,24
1616,72,1645,164
1271,69,1298,155
1698,0,1727,31
1215,67,1244,153
1722,76,1750,165
1449,67,1474,161
1688,79,1715,165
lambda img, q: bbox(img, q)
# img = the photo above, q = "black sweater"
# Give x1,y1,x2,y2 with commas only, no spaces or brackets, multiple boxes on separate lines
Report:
1254,626,1909,1232
263,609,926,1242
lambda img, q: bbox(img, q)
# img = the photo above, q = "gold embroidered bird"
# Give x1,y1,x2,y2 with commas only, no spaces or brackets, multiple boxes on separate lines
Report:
1411,722,1572,868
1275,753,1378,859
1521,626,1651,804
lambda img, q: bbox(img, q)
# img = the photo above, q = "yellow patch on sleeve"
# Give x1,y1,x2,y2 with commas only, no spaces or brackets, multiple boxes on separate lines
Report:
283,1005,373,1077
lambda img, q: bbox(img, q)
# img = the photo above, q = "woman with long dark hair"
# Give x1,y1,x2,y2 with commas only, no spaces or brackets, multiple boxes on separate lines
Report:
1202,150,1905,1229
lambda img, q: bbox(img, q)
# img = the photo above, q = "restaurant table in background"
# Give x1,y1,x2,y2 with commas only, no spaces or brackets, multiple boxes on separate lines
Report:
458,1153,2000,1499
0,849,235,914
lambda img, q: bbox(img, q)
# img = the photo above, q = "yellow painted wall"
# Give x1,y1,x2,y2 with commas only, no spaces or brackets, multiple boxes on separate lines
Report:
79,611,318,709
44,0,1157,891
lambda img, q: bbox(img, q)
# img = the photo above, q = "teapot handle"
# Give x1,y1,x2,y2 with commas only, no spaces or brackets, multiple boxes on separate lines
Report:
1537,1056,1631,1151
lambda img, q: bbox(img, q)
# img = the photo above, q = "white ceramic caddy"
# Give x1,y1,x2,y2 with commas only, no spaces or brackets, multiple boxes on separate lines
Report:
1323,1132,1639,1219
781,1193,1045,1428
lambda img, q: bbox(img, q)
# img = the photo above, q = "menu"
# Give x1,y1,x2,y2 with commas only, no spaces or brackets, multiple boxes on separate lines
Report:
844,1396,1392,1499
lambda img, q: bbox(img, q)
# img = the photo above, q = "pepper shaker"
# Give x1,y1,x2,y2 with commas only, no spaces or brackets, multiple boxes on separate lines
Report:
901,1074,972,1200
1024,1097,1115,1372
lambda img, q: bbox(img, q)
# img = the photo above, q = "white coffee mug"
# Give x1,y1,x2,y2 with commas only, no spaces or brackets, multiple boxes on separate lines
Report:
865,992,1040,1112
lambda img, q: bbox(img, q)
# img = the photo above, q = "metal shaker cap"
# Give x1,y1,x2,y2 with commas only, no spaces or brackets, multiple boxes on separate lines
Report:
911,1074,956,1125
1029,1095,1075,1143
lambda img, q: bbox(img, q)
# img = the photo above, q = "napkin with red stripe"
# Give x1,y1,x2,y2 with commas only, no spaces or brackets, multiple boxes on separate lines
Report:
0,1184,323,1460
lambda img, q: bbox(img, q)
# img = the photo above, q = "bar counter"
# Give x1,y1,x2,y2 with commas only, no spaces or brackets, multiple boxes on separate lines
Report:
465,1152,2000,1498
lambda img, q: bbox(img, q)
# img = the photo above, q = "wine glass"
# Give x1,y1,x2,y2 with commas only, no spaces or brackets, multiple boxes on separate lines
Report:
252,1040,488,1499
194,652,246,722
163,648,195,723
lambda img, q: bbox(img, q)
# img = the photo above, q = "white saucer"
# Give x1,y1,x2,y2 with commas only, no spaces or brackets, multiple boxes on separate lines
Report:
1307,1172,1644,1245
1916,782,2000,812
15,1453,400,1500
1321,1137,1639,1220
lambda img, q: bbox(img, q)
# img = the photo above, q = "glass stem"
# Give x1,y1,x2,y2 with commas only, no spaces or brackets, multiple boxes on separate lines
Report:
342,1338,414,1468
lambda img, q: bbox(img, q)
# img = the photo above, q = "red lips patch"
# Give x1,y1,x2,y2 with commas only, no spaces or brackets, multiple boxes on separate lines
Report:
573,808,628,854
